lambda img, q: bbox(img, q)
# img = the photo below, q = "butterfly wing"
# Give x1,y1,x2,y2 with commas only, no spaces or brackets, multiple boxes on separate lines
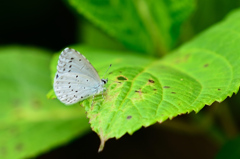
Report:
54,72,99,105
54,47,103,105
57,47,101,82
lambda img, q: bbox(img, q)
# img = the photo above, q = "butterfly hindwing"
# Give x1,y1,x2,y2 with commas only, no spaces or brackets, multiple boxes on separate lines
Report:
54,73,99,105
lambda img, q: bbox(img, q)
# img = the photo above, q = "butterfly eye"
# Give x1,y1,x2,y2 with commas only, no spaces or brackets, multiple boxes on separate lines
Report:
101,79,107,84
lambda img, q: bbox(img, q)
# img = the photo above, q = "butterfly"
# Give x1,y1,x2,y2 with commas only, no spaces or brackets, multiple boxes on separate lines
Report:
53,47,109,105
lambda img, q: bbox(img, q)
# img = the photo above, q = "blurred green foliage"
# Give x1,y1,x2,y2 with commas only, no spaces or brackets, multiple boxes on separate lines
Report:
0,46,90,158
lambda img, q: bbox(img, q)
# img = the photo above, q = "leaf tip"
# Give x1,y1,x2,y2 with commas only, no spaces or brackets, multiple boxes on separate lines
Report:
97,129,108,152
98,140,105,152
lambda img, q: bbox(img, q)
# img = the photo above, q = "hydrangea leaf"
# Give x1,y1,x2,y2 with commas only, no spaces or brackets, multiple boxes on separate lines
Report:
49,9,240,151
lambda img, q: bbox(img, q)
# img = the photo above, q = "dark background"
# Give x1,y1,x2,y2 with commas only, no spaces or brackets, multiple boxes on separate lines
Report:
0,0,76,51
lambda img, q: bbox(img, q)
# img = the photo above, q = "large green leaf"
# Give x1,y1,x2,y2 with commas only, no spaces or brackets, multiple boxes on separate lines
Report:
0,46,90,159
66,0,195,55
50,9,240,151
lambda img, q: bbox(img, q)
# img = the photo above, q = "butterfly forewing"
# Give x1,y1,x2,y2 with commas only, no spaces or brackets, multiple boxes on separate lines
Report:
57,48,101,82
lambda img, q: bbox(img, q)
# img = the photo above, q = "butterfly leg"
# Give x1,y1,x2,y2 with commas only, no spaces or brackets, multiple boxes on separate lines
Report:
102,87,108,99
102,93,104,99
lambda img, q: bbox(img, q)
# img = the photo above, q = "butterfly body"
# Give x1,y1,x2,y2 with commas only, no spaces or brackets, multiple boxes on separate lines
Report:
54,48,107,105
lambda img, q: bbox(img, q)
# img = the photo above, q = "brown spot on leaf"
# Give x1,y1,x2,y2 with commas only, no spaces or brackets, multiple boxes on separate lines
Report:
163,86,170,88
109,72,113,74
218,88,221,91
127,116,132,119
204,64,209,67
148,79,155,83
135,90,142,93
135,89,143,97
31,99,41,110
171,92,176,94
16,143,23,151
153,89,157,91
117,75,127,81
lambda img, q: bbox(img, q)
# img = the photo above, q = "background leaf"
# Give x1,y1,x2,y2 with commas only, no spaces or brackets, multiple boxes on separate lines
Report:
66,0,195,55
216,135,240,159
0,46,90,159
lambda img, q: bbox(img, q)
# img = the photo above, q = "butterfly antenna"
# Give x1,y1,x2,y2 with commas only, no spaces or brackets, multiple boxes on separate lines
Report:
102,64,112,78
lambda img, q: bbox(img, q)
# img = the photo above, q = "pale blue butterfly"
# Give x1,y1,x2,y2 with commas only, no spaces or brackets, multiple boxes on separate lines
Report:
54,48,109,105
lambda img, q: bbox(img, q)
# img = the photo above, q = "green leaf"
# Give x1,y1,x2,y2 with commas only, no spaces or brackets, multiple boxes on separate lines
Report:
66,0,195,55
0,46,90,159
50,9,240,151
216,136,240,159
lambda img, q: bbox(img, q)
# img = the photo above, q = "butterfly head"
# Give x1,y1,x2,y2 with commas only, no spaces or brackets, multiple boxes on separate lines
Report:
101,78,108,85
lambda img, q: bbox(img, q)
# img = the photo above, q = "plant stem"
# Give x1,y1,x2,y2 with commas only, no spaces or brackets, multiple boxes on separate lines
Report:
134,0,168,56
